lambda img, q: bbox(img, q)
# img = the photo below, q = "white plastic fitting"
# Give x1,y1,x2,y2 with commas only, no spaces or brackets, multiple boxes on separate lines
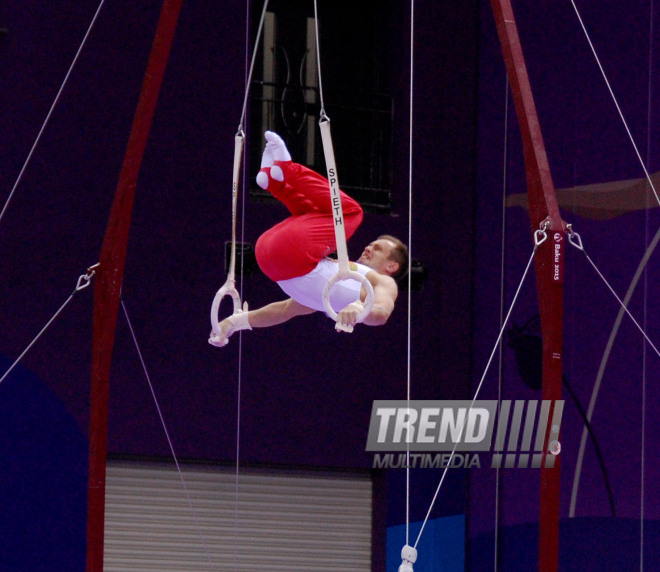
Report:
398,544,417,572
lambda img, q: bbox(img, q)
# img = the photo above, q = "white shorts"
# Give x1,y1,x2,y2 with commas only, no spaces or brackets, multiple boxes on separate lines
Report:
277,258,371,314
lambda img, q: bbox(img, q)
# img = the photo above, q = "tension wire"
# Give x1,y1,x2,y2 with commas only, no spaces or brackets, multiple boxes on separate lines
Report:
413,233,544,549
0,0,109,229
121,298,215,569
569,0,660,207
0,264,98,386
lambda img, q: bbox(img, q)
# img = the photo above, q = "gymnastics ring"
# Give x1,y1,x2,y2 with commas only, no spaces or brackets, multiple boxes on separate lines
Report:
322,270,374,333
210,279,246,339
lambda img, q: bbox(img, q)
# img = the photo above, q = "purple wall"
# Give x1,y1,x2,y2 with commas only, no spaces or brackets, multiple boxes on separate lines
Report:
1,0,658,570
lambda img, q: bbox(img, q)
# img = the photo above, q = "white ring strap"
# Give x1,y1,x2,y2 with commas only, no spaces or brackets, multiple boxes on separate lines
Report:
210,134,247,337
318,119,374,331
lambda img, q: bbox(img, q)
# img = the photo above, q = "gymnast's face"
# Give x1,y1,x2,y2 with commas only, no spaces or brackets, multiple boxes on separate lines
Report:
357,238,399,276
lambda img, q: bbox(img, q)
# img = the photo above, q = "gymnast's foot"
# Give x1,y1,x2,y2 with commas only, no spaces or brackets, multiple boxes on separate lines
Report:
264,130,291,162
257,131,290,189
256,166,285,190
260,140,274,168
257,139,275,189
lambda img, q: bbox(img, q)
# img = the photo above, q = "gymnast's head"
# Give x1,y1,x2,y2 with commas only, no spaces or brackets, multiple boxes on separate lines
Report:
357,235,408,280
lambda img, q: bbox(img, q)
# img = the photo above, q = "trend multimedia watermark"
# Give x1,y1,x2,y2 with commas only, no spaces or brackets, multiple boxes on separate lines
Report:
366,400,564,469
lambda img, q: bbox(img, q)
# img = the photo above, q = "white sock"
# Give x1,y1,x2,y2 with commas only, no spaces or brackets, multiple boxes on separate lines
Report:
270,165,284,181
260,144,274,168
264,131,292,161
256,170,269,189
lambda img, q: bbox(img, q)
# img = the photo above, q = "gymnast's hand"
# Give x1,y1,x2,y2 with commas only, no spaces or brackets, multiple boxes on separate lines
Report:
337,300,365,331
209,311,251,347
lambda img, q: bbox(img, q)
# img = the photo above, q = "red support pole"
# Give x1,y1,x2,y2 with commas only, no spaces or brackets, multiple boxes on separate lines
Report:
489,1,565,570
86,1,183,570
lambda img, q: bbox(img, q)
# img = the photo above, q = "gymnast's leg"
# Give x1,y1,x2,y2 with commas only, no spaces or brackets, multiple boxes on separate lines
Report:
254,131,363,281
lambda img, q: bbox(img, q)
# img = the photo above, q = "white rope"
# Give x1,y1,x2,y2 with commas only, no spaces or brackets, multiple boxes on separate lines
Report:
569,0,660,208
0,0,108,228
0,265,97,385
494,77,511,572
413,236,544,549
231,3,266,568
237,0,270,133
120,299,215,570
233,335,245,572
640,223,649,571
640,3,654,564
312,0,326,117
405,0,415,548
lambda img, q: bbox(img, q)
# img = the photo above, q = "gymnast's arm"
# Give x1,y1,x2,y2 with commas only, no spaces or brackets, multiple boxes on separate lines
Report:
210,298,316,347
245,297,316,327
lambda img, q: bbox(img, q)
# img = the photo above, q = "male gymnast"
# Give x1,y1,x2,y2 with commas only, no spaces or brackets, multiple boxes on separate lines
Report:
209,131,407,347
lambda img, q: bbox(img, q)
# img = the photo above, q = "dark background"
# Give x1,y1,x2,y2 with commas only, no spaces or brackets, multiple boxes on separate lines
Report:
0,1,658,570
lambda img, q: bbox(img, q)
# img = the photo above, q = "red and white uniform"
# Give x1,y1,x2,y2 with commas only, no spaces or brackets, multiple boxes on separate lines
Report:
255,161,365,311
277,258,371,313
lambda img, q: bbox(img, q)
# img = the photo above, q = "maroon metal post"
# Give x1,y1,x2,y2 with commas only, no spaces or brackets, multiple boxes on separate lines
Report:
489,1,565,570
86,1,183,570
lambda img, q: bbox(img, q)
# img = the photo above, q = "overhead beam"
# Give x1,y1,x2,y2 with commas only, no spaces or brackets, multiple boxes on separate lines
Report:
489,1,565,570
86,1,183,570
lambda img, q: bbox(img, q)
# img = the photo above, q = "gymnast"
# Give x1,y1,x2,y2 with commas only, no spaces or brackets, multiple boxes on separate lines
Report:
209,131,407,346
